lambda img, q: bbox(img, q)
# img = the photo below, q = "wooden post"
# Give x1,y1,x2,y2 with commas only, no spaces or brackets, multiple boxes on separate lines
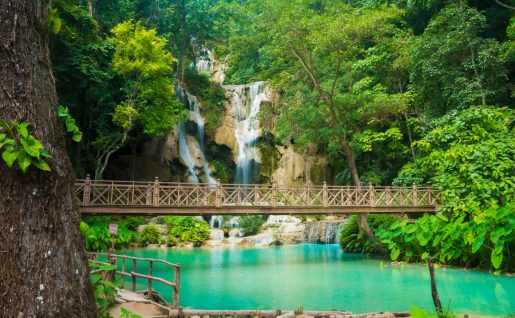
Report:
428,257,442,311
132,259,137,292
369,182,375,207
173,265,181,308
271,181,277,208
412,184,418,206
153,177,159,207
110,181,114,204
83,174,91,206
254,185,260,206
147,260,153,299
146,183,152,205
322,182,328,207
216,179,221,208
386,186,392,206
122,256,126,274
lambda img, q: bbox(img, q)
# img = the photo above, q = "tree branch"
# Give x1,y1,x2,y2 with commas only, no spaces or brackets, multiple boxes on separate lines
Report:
495,0,515,10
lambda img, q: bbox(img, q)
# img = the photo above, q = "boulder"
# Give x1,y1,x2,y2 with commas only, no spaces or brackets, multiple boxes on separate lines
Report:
229,228,242,238
271,144,329,186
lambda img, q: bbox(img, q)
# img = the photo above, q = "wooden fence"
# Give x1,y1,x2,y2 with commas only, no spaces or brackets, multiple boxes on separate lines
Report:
88,252,180,308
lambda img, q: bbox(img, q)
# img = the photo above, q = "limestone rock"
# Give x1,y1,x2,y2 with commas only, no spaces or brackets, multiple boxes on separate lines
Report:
272,144,328,186
160,128,179,163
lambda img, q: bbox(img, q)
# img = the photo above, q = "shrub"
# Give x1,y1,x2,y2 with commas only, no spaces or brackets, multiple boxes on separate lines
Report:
140,225,162,246
238,216,265,236
338,214,400,254
80,216,138,252
165,216,210,246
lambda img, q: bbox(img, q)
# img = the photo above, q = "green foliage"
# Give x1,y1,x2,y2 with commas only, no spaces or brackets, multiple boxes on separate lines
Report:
58,105,82,142
338,215,400,254
140,225,163,246
109,20,184,137
238,216,265,236
210,159,231,183
0,119,52,173
121,307,142,318
80,216,139,252
410,4,510,116
410,306,456,318
47,8,62,34
89,261,118,317
381,106,515,271
165,216,210,246
182,68,226,136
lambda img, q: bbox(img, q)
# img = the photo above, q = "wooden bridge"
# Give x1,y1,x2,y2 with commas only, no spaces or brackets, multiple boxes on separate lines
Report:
75,176,441,215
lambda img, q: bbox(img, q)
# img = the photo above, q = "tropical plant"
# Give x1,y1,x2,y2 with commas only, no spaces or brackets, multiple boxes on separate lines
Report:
0,119,52,173
238,216,265,236
140,225,163,246
381,106,515,271
338,215,400,254
89,261,118,318
165,216,210,246
80,216,139,252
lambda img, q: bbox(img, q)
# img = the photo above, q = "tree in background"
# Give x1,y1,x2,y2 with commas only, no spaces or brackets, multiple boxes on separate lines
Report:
410,4,510,117
94,21,184,179
0,1,96,316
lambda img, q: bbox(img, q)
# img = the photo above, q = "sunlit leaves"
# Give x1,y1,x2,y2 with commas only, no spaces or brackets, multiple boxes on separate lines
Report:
109,20,183,137
58,105,82,142
0,119,52,173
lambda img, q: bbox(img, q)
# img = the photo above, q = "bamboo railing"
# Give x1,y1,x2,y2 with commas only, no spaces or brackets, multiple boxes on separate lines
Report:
87,252,180,308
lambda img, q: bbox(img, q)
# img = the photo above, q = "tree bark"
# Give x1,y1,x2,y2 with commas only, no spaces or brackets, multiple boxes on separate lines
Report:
0,1,97,317
428,257,443,311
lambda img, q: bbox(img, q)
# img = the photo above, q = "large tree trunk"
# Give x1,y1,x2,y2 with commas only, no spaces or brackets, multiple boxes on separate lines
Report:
0,1,97,317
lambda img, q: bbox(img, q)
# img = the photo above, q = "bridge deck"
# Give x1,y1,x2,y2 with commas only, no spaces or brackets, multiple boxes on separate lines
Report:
76,177,440,215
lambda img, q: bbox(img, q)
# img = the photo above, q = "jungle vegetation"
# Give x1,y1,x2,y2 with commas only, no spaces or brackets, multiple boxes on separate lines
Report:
18,0,515,273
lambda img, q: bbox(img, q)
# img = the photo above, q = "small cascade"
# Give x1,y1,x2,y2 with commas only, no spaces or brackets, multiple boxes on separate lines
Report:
177,121,200,183
267,215,290,224
195,48,227,84
304,221,344,244
226,81,267,184
210,215,223,228
324,223,340,244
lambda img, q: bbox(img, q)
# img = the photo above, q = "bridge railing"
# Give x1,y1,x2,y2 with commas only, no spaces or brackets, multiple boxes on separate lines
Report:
76,176,441,208
88,252,180,308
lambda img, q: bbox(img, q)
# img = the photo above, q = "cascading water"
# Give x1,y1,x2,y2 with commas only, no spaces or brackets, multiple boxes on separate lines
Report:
305,221,344,244
176,86,222,227
227,81,267,184
178,121,200,184
176,86,216,185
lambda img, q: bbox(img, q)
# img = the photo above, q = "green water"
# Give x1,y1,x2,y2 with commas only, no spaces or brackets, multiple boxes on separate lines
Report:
119,244,514,315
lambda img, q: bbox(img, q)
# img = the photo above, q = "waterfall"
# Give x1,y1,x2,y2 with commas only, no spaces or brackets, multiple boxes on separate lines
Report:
226,81,267,184
178,121,200,183
176,86,222,228
305,221,344,244
176,86,216,185
195,48,227,85
210,216,223,228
